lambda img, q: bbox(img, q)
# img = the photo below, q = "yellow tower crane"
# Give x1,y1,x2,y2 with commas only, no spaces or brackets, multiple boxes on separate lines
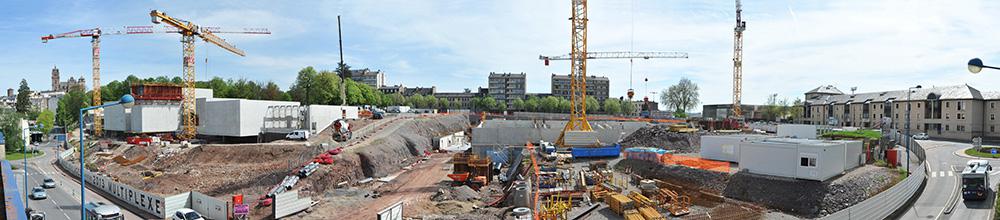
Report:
150,10,269,139
732,0,747,120
541,1,688,147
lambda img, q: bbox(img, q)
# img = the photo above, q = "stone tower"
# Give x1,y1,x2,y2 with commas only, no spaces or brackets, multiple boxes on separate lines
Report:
51,66,60,91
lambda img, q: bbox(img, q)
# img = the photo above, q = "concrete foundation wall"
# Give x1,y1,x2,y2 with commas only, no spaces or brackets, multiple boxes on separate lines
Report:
472,120,646,147
104,105,127,131
132,105,181,133
198,98,299,137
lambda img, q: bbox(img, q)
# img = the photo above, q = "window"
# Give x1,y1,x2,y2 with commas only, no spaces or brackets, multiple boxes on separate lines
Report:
958,113,965,120
946,125,950,131
896,103,900,108
946,102,950,108
993,102,996,108
958,101,964,111
800,156,817,167
992,126,995,133
992,114,995,120
918,103,921,108
958,125,965,131
946,114,949,119
896,114,899,118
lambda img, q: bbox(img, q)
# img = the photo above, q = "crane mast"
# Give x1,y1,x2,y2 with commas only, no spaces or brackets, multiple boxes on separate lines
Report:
555,0,593,147
732,0,746,120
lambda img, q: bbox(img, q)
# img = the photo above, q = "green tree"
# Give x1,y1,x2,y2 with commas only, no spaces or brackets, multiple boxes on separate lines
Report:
261,81,290,101
56,89,89,128
450,100,462,109
585,96,600,113
791,98,804,122
15,79,32,113
336,62,351,106
0,109,25,153
622,100,637,115
660,77,700,114
35,110,55,135
289,67,319,105
408,94,426,108
540,96,559,112
524,96,540,112
512,98,525,111
389,93,405,106
439,98,450,110
603,99,623,115
558,98,571,113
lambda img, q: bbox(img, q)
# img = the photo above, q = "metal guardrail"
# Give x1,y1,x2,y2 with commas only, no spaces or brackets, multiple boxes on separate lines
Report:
819,142,927,220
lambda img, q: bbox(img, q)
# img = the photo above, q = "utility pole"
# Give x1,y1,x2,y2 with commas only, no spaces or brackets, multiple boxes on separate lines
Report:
338,15,347,106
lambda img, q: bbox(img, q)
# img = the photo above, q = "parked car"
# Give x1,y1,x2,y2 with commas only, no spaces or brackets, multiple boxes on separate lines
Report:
286,130,310,140
30,187,46,200
42,177,56,188
171,208,205,220
913,133,929,140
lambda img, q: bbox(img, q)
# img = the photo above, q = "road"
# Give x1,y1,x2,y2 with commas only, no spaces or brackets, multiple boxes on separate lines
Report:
901,140,999,220
12,141,142,220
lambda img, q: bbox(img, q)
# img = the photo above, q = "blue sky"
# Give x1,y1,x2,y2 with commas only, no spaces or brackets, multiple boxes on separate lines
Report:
3,0,1000,108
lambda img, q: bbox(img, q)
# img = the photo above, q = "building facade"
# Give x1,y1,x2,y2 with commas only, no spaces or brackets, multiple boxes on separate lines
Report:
488,72,526,108
801,84,997,141
434,88,482,109
50,66,85,92
349,68,386,88
378,84,436,96
550,74,610,102
701,104,765,120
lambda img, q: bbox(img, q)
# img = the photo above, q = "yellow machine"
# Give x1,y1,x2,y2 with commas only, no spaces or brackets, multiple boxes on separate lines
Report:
668,123,699,133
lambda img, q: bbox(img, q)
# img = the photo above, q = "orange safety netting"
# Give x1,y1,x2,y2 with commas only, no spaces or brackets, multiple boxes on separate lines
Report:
659,154,730,173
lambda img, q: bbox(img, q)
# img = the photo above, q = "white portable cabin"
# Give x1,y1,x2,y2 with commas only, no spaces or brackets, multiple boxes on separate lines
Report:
739,138,853,181
776,124,818,139
699,135,768,162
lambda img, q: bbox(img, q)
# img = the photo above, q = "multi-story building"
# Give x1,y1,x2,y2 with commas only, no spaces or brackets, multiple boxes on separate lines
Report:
378,84,436,96
434,88,481,109
801,84,998,141
50,66,85,92
29,91,64,112
550,74,610,102
349,68,386,88
488,72,526,108
701,104,765,120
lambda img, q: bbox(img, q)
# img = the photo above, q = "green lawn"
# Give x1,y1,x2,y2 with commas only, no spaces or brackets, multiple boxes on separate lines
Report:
5,151,44,161
964,147,1000,159
821,129,881,140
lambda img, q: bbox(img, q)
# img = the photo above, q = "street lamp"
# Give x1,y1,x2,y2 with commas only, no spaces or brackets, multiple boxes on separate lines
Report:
78,94,133,218
905,85,921,175
968,58,1000,74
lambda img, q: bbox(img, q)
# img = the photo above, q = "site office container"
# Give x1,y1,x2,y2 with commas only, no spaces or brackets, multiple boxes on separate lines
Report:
700,135,768,162
604,193,635,215
738,138,848,181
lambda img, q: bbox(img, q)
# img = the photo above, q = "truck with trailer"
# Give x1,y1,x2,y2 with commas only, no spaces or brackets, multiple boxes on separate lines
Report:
962,160,992,201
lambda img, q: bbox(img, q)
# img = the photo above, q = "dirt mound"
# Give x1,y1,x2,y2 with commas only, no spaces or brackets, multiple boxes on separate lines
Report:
621,125,701,153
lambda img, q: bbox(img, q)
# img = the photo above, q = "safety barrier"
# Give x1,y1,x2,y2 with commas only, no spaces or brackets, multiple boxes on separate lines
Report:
273,190,314,219
819,142,927,219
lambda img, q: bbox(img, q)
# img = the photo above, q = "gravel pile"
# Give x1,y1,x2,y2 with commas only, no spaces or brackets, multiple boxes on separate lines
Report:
615,159,731,193
432,185,480,202
723,165,898,218
620,125,701,153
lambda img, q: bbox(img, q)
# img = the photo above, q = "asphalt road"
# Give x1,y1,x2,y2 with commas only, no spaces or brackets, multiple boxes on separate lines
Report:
901,140,1000,220
12,141,142,220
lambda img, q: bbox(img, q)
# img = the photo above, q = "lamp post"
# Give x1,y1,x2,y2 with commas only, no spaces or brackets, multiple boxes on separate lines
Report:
78,94,133,218
905,85,921,174
969,58,1000,74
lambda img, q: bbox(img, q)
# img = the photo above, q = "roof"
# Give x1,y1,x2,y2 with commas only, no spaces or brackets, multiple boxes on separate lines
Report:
807,85,844,95
806,84,984,105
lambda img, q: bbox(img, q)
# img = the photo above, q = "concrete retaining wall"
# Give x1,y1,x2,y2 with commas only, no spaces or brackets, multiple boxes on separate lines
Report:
198,98,300,137
472,120,646,147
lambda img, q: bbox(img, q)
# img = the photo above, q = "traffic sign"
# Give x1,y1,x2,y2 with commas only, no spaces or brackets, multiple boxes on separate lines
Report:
991,148,996,155
234,204,250,215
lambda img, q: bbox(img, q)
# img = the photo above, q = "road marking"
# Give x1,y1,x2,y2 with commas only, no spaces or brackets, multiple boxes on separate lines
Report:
63,213,70,220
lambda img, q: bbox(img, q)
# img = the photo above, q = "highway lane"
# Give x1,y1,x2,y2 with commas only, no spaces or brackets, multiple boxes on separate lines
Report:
13,141,143,220
901,140,999,220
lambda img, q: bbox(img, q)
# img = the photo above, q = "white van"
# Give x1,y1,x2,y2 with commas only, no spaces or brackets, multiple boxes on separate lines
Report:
286,130,310,140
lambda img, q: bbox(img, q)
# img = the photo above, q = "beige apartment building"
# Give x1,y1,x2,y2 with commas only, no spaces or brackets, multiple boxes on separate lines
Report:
802,84,999,141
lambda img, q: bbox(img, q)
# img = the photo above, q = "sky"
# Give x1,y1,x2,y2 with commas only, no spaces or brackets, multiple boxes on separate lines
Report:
3,0,1000,110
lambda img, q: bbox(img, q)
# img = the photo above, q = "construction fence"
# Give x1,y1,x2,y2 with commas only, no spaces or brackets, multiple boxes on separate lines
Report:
56,148,229,219
624,148,730,173
818,142,927,220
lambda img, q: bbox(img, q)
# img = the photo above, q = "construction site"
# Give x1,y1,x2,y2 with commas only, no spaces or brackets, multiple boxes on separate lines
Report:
16,1,927,220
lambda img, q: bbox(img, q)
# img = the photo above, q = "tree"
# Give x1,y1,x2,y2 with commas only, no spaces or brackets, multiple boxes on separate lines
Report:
558,98,571,113
261,81,290,101
585,97,600,113
15,79,31,113
35,110,55,135
660,77,700,114
524,96,540,112
512,98,525,111
762,93,792,121
389,93,405,106
439,98,451,110
540,96,560,113
336,62,351,106
603,99,623,115
56,89,89,128
622,100,637,115
289,67,320,105
0,109,24,153
791,98,804,122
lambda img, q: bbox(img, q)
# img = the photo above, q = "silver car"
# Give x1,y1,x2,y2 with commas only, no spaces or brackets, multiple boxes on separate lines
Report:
42,178,56,188
913,133,929,140
30,187,46,200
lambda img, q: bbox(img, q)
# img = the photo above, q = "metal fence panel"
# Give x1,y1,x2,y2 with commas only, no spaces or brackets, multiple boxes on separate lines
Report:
273,190,313,219
191,191,229,220
163,192,191,218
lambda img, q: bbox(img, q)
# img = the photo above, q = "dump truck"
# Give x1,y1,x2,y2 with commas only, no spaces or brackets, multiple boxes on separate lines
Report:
332,119,351,142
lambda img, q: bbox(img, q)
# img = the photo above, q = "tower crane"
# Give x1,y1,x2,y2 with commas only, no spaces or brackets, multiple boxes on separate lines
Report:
150,10,269,139
541,1,689,147
732,0,747,121
41,25,269,137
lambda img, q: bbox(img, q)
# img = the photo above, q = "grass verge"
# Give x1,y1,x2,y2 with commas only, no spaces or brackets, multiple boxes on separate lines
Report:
964,147,1000,159
822,129,881,140
5,151,44,161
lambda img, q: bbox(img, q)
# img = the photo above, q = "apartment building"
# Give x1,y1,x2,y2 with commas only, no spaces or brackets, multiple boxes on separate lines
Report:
488,72,526,108
801,84,995,141
551,74,610,102
349,68,386,88
434,88,484,109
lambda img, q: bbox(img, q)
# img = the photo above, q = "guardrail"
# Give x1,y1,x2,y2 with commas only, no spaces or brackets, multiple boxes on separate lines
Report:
819,142,927,220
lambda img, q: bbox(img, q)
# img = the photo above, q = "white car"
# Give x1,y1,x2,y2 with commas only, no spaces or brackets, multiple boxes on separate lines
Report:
913,133,929,140
30,187,46,200
172,208,205,220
